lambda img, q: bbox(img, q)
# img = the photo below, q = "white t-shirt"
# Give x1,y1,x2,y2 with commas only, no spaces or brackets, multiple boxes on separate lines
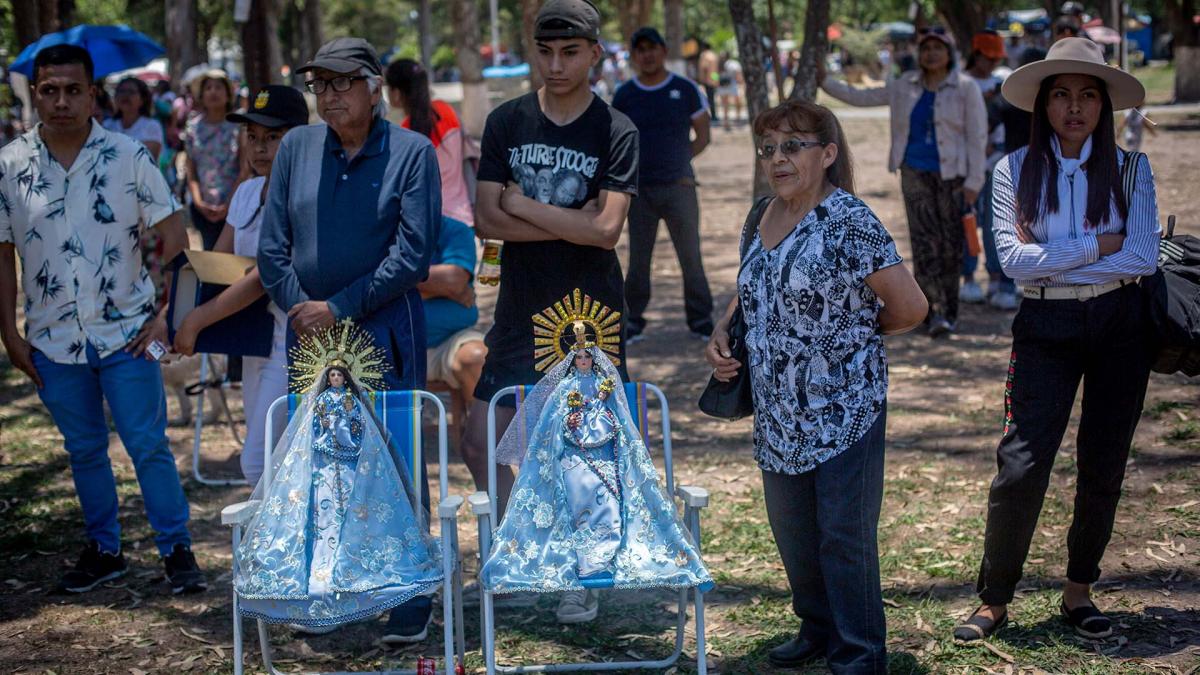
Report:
227,176,288,333
102,115,165,151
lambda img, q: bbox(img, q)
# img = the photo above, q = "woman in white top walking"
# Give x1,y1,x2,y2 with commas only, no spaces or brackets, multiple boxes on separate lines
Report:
172,85,310,484
954,38,1159,644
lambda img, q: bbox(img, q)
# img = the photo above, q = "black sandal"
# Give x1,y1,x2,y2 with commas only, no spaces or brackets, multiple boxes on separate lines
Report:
1060,600,1113,639
953,607,1009,643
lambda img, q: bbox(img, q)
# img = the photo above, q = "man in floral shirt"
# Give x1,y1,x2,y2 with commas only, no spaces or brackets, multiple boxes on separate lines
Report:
0,45,205,594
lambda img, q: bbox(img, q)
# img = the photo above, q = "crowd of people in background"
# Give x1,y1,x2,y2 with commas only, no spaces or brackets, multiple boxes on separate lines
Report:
0,0,1172,670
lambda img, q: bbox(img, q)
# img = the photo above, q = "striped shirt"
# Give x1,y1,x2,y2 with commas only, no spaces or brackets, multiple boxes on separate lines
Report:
991,146,1159,286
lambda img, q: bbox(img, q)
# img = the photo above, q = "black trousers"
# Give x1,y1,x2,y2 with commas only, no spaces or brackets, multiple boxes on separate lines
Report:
900,167,965,323
976,284,1153,605
763,411,888,674
624,182,714,335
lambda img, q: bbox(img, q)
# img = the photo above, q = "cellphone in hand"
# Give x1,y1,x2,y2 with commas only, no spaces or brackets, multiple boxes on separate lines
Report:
146,339,167,361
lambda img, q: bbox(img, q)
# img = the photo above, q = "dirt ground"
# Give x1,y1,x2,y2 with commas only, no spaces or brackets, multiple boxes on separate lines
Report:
1,110,1199,674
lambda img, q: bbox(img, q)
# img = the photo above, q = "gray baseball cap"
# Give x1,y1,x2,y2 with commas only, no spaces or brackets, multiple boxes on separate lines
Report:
297,37,382,76
534,0,601,42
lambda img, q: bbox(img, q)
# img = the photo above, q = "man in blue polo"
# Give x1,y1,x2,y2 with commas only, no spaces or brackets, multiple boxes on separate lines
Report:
611,26,713,342
256,37,441,641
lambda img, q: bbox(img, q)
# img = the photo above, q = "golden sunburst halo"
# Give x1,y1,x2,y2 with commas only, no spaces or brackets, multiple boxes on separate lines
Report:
532,288,621,372
288,319,389,393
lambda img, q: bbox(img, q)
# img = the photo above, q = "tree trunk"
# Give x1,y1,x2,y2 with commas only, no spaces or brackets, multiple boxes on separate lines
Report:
789,0,829,102
36,0,59,35
165,0,202,85
302,0,324,62
12,0,42,49
664,0,684,60
1175,46,1200,103
727,0,771,197
1165,0,1200,102
521,0,542,90
241,0,284,94
57,0,75,29
934,0,986,59
418,0,434,68
453,0,488,137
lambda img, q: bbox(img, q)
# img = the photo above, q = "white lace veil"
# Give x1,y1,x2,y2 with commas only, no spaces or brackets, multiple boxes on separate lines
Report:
494,343,631,466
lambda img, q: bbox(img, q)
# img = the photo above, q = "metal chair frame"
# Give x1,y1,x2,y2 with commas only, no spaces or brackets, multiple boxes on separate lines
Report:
468,382,710,674
191,353,247,486
221,390,466,675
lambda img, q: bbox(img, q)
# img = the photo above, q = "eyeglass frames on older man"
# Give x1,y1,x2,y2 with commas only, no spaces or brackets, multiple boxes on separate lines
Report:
304,75,368,95
756,138,825,159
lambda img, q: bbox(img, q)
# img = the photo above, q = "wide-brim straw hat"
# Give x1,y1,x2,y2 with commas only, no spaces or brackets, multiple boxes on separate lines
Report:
1001,37,1144,112
189,68,235,100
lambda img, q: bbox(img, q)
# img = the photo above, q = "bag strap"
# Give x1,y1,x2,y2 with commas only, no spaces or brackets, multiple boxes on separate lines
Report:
1121,149,1143,216
739,196,773,263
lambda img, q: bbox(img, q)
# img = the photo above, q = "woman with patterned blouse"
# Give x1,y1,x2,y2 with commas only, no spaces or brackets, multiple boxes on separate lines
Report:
184,69,242,250
706,100,927,673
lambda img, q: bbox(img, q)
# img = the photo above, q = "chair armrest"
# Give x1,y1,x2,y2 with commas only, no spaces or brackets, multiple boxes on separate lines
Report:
438,494,464,520
221,500,261,526
467,491,492,516
675,485,709,509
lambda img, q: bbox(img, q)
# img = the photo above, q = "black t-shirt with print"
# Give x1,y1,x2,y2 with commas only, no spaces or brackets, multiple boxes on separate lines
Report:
475,92,639,401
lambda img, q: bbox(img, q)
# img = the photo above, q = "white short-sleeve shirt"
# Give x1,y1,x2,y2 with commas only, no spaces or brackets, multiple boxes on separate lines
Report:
102,115,165,152
227,175,287,331
0,121,180,363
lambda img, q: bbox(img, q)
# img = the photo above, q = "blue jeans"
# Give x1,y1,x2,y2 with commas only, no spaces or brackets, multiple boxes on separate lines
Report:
33,343,191,556
762,410,887,674
962,172,1016,293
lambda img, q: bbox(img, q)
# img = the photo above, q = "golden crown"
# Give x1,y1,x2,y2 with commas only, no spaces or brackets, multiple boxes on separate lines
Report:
288,320,388,393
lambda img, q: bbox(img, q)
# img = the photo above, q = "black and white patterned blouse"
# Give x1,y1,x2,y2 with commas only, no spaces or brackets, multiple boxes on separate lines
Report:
737,189,902,474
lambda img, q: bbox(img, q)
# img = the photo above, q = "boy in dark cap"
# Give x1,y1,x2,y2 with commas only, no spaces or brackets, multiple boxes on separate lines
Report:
468,0,639,624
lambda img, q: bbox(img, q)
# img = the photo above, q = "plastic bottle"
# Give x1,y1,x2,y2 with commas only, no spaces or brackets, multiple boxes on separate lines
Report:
478,240,502,286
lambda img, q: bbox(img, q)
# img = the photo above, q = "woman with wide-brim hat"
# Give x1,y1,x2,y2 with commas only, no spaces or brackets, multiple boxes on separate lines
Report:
954,37,1159,644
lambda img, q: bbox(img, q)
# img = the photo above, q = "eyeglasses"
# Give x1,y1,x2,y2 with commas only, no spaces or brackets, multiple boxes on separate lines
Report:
305,75,367,95
756,138,825,158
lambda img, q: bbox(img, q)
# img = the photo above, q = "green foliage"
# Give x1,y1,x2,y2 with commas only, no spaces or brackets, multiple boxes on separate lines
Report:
836,25,888,65
432,44,458,70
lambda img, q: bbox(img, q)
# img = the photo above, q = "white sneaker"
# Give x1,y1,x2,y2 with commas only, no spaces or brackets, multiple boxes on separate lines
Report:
990,290,1020,311
959,280,986,304
555,588,599,624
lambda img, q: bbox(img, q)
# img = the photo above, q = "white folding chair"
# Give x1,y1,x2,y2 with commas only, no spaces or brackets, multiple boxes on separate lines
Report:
468,382,710,674
221,390,467,675
191,353,247,486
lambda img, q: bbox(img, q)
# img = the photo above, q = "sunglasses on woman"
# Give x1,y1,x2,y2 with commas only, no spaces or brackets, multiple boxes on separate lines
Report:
756,138,825,158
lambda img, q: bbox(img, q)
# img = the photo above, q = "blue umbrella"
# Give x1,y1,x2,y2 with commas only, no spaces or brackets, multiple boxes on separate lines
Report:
10,24,165,80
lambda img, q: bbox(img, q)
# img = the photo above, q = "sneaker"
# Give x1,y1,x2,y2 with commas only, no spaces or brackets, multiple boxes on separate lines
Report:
163,543,208,595
58,541,127,593
381,605,431,644
690,329,713,342
959,280,986,304
989,290,1020,311
626,325,645,345
928,315,954,339
555,588,599,624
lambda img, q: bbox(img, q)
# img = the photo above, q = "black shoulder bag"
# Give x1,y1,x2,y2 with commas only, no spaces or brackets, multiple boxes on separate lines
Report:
698,196,772,420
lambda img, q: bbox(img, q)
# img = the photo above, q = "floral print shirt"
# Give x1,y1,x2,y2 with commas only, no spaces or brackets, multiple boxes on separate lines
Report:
0,121,180,364
738,189,902,474
184,117,240,206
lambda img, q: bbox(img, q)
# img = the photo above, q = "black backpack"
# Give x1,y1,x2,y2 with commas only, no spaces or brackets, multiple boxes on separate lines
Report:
1142,215,1200,376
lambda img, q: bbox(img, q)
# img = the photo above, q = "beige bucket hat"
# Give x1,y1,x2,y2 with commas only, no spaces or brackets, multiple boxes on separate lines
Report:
1001,37,1144,112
